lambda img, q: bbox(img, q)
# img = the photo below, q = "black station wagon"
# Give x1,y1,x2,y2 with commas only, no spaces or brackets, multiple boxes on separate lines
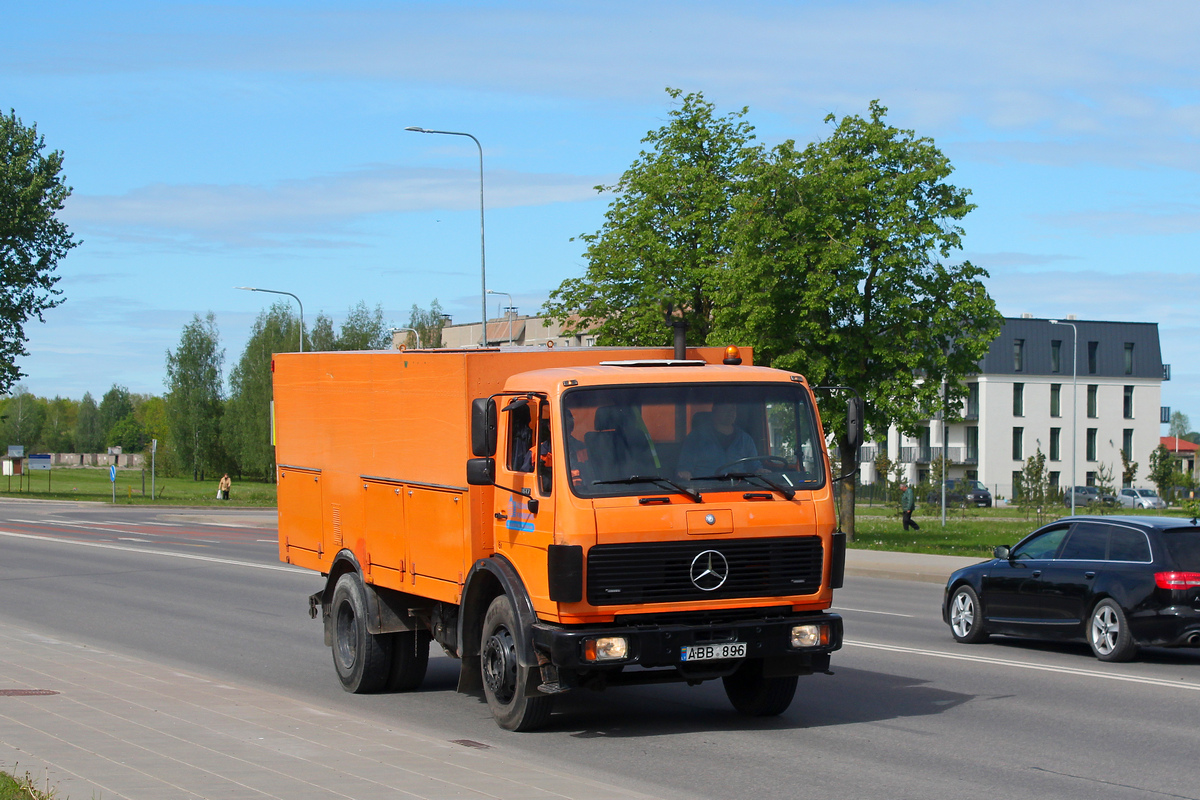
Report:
942,516,1200,661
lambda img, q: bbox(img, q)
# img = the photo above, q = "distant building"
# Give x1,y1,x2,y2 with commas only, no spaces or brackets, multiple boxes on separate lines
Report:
1159,436,1198,482
861,316,1166,500
395,314,598,350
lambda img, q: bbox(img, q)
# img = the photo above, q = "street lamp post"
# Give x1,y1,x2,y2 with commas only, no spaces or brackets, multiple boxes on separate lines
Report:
391,327,421,349
236,286,305,352
405,126,487,347
1051,319,1078,514
487,290,514,345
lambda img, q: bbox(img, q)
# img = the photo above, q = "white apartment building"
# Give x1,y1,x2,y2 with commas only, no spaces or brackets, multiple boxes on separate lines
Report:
863,316,1166,500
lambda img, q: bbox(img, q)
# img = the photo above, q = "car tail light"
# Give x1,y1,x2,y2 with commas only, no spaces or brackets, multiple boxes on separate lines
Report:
1155,572,1200,590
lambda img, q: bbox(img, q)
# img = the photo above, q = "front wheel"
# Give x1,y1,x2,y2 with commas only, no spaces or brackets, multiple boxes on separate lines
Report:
948,585,989,644
722,659,798,716
1089,599,1137,662
480,595,553,731
331,573,393,693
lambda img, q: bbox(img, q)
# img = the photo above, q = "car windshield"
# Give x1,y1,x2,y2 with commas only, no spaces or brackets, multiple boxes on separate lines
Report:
1163,529,1200,570
562,382,824,498
964,480,986,490
1137,489,1158,497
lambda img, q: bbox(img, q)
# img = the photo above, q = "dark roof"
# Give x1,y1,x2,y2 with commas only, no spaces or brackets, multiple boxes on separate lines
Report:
1056,515,1198,531
978,317,1162,379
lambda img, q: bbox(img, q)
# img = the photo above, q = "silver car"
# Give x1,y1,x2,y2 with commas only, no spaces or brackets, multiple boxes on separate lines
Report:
1118,488,1167,510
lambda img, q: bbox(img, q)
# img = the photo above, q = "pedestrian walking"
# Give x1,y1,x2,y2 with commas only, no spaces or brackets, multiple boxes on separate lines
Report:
218,473,232,501
900,481,920,531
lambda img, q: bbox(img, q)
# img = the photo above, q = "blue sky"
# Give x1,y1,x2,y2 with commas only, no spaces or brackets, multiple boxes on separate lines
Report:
4,0,1199,426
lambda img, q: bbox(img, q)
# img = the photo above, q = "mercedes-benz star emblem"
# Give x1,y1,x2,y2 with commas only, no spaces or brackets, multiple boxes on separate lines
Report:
690,549,730,591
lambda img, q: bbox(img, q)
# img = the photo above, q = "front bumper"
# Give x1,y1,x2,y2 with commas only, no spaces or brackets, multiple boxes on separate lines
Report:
531,611,842,672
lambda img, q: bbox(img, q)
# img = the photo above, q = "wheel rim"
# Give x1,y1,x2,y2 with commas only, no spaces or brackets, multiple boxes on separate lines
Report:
482,625,518,704
335,600,357,670
1091,605,1119,655
951,592,975,637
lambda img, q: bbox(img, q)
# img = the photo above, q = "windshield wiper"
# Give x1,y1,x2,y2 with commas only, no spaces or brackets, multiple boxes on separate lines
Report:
594,475,703,503
693,471,796,500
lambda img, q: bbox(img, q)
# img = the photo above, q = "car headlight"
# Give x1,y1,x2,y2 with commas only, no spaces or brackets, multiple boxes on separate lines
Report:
790,624,830,648
582,636,628,662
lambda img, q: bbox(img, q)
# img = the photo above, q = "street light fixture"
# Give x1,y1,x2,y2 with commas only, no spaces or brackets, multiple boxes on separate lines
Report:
1051,319,1078,514
391,327,421,349
236,286,305,352
405,126,487,347
487,289,514,345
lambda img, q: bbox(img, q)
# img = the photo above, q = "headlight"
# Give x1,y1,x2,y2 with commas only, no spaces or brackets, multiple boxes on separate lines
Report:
582,636,629,662
790,624,829,648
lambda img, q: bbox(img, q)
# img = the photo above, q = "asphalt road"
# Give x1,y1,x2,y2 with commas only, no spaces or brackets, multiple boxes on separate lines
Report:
2,499,1198,800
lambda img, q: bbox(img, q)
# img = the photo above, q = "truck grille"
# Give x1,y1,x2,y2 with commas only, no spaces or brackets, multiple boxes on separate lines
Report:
586,537,824,606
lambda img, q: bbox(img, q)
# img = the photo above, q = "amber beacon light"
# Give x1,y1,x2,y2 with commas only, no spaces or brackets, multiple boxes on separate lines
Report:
723,345,742,365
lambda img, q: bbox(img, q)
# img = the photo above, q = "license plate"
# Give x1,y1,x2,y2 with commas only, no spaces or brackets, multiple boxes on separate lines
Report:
681,642,747,661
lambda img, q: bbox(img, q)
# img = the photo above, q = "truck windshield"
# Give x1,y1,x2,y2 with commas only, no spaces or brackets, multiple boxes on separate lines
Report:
561,383,825,498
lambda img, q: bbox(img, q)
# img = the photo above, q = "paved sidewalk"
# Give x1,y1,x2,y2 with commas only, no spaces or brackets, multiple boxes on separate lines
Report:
843,548,985,584
0,622,663,800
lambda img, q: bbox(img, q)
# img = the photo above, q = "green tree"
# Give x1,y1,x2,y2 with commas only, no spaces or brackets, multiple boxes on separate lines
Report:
40,395,76,452
406,299,447,349
73,391,103,453
224,302,300,481
1017,447,1052,524
308,313,336,351
165,313,225,480
107,415,145,452
1093,462,1118,515
336,301,390,350
98,385,134,444
1119,448,1138,488
1,385,43,451
0,111,79,394
719,101,1000,538
544,88,760,345
1148,444,1174,500
1169,411,1190,440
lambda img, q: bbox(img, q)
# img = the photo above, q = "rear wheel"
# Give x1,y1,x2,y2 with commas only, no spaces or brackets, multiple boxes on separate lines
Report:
480,595,553,731
331,573,393,693
948,585,989,644
1089,599,1137,662
386,629,431,692
722,659,798,716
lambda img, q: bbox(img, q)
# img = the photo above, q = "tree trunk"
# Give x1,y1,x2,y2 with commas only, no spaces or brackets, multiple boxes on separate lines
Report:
838,440,858,541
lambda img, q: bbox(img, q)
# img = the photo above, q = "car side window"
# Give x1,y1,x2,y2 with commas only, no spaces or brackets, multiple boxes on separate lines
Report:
1059,522,1108,560
1012,526,1069,560
1108,527,1151,562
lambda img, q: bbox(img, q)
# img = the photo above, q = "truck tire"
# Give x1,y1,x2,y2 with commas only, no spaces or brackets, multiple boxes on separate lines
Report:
480,594,553,731
722,659,798,717
331,572,393,693
386,629,431,692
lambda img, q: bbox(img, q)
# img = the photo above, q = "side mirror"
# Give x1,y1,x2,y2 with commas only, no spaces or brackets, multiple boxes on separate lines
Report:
466,457,496,486
993,545,1011,560
844,396,864,456
471,397,497,457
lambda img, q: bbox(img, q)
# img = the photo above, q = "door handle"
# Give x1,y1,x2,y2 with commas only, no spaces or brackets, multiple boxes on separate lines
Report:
1031,570,1042,578
1084,571,1095,579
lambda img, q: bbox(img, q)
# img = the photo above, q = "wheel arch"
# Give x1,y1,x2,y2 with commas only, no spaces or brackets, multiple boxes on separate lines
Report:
317,551,363,645
458,554,539,668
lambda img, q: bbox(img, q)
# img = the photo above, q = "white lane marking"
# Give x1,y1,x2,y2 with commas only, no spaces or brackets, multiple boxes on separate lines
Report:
0,529,310,575
845,639,1200,691
257,539,276,543
117,537,150,542
835,607,914,618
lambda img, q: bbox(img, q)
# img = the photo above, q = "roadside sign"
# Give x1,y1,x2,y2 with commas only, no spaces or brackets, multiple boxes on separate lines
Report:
7,446,23,458
109,465,117,482
28,454,51,471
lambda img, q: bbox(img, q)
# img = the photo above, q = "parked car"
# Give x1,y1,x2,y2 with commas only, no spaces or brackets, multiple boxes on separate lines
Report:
942,515,1200,661
1062,485,1117,508
926,479,993,507
1117,487,1168,510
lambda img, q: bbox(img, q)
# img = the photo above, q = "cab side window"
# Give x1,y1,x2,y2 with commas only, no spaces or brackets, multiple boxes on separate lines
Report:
1012,527,1068,560
536,402,552,495
507,402,534,473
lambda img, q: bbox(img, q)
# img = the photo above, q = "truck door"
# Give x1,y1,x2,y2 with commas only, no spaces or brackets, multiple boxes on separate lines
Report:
494,398,556,594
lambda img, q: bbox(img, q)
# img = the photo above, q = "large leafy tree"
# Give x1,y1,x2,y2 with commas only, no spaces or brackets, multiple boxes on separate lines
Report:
73,391,103,453
307,302,391,351
98,385,134,442
406,298,447,349
0,111,79,394
165,313,225,480
544,89,760,345
224,302,301,481
0,385,44,451
719,102,1001,537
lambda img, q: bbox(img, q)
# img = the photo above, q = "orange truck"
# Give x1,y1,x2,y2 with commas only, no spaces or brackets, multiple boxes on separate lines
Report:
273,342,860,730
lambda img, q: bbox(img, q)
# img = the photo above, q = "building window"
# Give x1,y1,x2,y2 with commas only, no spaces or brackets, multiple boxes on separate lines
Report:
1049,471,1060,490
1123,385,1134,419
1014,339,1025,372
1050,428,1061,461
1123,428,1134,459
1087,385,1098,418
1088,341,1099,374
967,427,979,462
1049,384,1060,417
1124,342,1134,375
1012,470,1024,499
1012,427,1023,461
1086,428,1097,461
1086,470,1097,487
1013,383,1024,416
1051,340,1062,373
966,383,979,420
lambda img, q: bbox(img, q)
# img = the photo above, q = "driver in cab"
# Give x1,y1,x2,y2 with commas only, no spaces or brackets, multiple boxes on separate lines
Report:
676,402,757,480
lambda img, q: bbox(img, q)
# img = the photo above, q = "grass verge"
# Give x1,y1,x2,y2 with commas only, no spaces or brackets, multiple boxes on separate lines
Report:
0,768,56,799
0,467,276,507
